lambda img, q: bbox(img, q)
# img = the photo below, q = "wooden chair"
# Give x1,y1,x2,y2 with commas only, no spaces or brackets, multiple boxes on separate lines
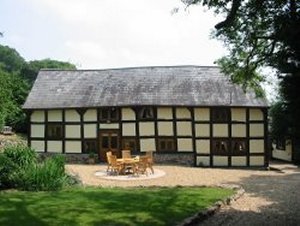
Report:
145,151,154,174
108,155,122,175
106,151,112,172
134,156,149,176
122,150,131,159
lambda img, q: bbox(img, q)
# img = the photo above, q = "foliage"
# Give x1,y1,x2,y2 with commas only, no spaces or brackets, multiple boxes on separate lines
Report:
0,187,234,225
269,100,291,139
0,145,72,191
0,145,37,188
183,0,300,137
280,75,300,138
0,69,30,131
18,155,69,191
21,58,76,85
0,44,76,132
0,45,25,73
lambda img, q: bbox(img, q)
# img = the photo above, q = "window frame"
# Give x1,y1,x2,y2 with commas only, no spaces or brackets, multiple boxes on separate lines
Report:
157,138,176,152
276,138,286,150
231,139,247,155
47,123,63,139
212,108,230,123
99,107,119,121
139,107,155,120
122,138,137,152
83,139,97,153
212,139,229,155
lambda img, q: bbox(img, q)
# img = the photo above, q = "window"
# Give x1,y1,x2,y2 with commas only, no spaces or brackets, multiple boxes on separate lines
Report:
212,139,228,155
276,138,286,150
232,139,247,155
47,124,63,139
212,108,230,122
139,107,154,119
122,138,137,151
158,138,175,152
83,140,97,153
99,108,119,121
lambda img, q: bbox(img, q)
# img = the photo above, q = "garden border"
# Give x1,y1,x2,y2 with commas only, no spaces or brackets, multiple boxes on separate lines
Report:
178,184,245,226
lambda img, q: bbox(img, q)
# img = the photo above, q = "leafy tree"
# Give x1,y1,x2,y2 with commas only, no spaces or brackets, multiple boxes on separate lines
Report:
21,59,76,84
182,0,300,138
0,45,26,73
0,69,29,132
0,44,76,132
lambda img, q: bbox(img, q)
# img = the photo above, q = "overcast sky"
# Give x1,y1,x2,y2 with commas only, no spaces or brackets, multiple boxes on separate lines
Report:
0,0,226,69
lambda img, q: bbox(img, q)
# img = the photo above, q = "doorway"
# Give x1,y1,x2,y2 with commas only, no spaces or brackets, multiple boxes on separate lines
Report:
99,130,120,162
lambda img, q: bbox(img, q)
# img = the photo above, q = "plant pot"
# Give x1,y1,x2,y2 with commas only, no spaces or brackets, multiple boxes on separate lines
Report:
88,158,95,164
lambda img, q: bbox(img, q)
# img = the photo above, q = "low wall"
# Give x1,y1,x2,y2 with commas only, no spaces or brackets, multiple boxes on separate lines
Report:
38,152,195,166
153,153,194,166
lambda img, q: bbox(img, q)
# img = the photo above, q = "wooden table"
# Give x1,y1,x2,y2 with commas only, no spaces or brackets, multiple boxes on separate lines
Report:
117,157,139,175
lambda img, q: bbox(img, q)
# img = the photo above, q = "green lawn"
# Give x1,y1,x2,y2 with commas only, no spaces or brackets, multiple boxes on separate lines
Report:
0,187,234,226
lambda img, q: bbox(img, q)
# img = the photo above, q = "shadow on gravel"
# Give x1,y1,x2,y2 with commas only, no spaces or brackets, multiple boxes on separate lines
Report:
199,165,300,226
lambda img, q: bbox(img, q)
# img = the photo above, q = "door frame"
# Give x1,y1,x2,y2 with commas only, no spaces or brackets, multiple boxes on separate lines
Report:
98,129,120,162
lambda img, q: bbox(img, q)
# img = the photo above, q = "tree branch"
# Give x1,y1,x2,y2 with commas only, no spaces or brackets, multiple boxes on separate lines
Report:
215,0,241,29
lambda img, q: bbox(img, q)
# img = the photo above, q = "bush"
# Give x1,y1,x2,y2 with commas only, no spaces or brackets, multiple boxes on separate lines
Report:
0,145,37,189
20,155,69,191
0,145,75,191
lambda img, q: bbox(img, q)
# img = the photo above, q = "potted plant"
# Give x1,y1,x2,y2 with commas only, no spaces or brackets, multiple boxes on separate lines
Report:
88,151,96,164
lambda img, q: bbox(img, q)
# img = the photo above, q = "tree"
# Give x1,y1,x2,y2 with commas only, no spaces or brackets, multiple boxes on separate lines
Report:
0,44,76,132
21,59,76,84
0,45,26,73
183,0,300,137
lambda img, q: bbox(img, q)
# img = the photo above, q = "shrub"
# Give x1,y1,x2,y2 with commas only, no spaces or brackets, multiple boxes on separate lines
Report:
20,155,68,191
0,145,75,191
0,145,37,189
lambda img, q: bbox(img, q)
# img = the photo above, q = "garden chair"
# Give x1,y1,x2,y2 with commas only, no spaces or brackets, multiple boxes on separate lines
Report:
122,150,131,159
106,151,112,172
134,156,149,176
108,155,122,175
145,151,154,174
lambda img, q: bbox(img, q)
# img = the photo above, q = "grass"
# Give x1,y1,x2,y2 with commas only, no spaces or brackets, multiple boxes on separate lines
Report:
0,186,234,226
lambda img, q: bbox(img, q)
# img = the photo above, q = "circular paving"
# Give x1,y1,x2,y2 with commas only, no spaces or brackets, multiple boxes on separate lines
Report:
94,168,166,181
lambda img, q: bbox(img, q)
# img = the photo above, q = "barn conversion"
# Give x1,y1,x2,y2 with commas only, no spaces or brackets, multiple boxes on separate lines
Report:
23,66,269,167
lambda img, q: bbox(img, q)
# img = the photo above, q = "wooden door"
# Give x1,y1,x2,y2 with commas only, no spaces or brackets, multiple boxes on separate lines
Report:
99,130,120,162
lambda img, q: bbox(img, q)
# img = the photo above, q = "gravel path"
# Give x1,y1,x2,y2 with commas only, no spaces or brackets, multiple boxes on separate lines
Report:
66,161,300,225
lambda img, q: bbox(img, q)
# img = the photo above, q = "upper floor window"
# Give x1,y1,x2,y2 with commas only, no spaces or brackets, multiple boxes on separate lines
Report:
212,108,230,122
99,107,119,121
47,124,63,139
139,107,154,119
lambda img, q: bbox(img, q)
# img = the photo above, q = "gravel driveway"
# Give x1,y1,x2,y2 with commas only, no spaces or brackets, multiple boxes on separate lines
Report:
66,161,300,225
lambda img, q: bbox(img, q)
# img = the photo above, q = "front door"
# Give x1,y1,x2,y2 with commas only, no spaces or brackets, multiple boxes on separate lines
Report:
99,130,120,162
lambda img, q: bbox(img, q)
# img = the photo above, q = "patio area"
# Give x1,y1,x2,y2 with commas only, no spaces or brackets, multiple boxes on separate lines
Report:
65,162,290,187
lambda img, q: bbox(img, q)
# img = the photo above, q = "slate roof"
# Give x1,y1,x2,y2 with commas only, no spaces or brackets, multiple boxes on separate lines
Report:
23,66,268,109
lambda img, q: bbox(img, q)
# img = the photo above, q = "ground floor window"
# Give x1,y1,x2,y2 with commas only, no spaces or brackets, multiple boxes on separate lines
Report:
122,138,137,152
232,139,247,155
212,139,228,155
158,138,175,152
83,140,97,153
275,138,286,150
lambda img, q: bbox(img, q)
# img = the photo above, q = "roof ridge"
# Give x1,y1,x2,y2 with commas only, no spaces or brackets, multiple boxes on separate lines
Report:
39,65,220,72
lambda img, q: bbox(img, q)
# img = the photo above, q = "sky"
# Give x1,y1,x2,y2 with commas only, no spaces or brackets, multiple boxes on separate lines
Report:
0,0,226,69
0,0,277,101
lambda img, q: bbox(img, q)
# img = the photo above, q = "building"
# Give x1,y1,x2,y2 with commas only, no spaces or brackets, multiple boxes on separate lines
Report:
23,66,269,167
